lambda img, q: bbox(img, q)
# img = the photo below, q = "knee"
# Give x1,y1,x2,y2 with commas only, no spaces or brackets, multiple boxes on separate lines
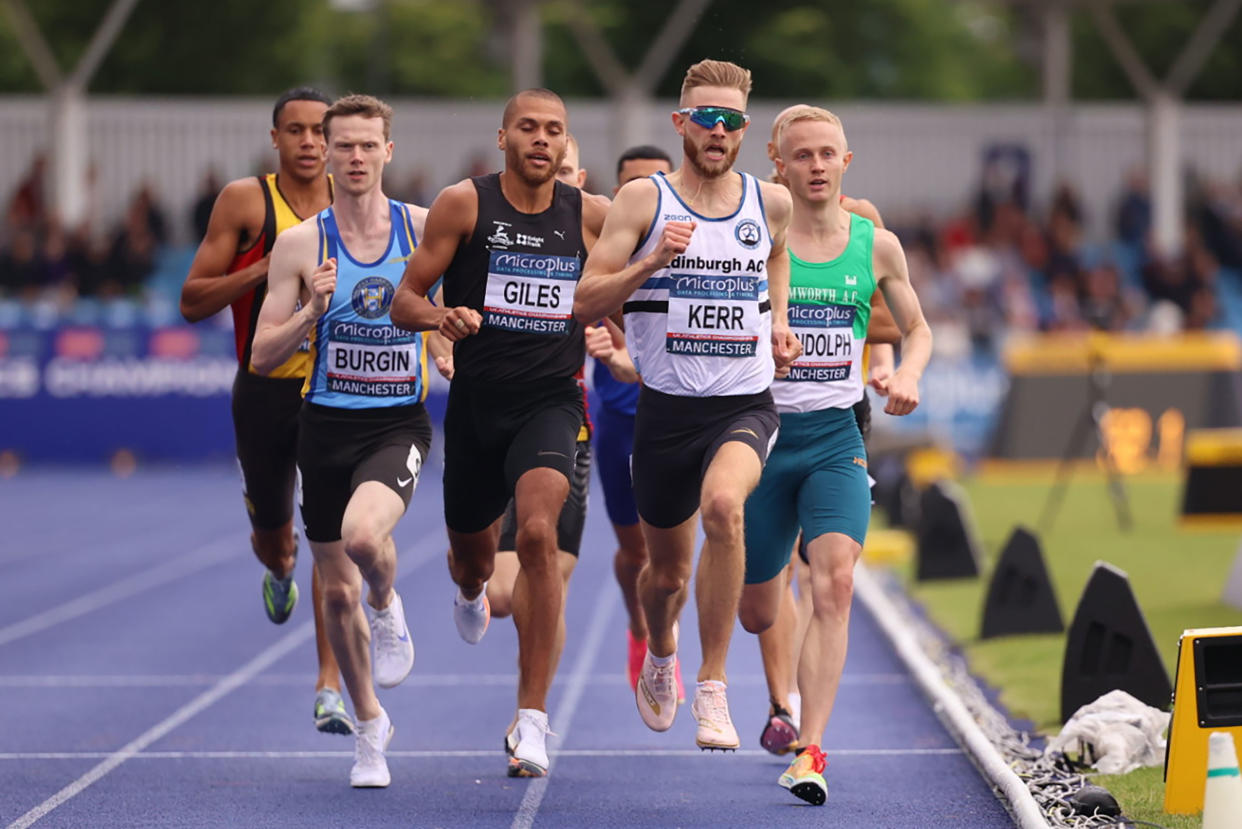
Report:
614,541,648,571
738,593,776,634
320,578,361,616
646,557,691,597
515,517,558,567
701,490,743,543
810,565,855,620
343,526,384,569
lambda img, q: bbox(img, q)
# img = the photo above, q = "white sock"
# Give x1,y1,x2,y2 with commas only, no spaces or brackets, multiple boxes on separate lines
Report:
650,652,675,668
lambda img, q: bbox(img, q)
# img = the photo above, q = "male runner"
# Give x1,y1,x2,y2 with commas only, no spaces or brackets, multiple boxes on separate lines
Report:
391,90,609,778
252,94,431,789
739,105,932,804
178,87,350,736
482,134,596,764
574,59,800,751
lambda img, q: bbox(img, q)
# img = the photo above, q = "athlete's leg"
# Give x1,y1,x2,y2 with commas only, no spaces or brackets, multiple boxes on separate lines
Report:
311,538,376,722
796,531,862,746
312,562,343,692
341,482,406,617
613,522,649,640
511,466,570,711
251,522,296,578
638,516,698,659
487,552,521,619
696,441,763,683
316,483,406,724
747,564,796,706
790,550,813,712
446,526,499,601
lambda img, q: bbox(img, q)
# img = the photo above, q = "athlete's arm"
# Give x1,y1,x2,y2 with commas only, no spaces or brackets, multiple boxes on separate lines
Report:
759,181,799,370
251,221,331,376
585,318,638,383
391,181,481,341
868,343,895,392
179,178,267,322
872,228,932,416
575,179,682,323
425,285,454,380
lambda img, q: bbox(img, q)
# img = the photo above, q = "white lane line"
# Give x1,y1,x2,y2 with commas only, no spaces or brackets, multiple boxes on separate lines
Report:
6,531,440,829
511,567,619,829
6,621,314,829
0,671,909,688
0,531,249,648
0,748,963,761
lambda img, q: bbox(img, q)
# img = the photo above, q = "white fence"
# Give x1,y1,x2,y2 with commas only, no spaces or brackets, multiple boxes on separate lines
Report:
2,96,1241,244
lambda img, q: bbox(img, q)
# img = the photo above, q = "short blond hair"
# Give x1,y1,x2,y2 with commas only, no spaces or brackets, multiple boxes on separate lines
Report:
680,59,752,106
324,94,393,141
769,105,845,184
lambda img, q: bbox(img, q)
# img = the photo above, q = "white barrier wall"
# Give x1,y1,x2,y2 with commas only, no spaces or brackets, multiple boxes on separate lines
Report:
1,96,1240,243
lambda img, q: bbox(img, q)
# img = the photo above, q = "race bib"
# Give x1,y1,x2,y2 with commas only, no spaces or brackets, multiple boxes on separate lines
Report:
482,251,580,336
665,273,763,358
326,321,420,397
786,302,855,382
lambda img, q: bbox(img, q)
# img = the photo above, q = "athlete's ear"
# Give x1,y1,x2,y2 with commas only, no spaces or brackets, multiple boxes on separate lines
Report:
497,127,506,152
842,150,853,173
270,127,278,150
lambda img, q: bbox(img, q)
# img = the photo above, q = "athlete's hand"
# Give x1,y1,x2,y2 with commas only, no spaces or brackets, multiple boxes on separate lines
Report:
869,363,894,396
439,306,482,342
882,368,920,416
647,220,695,270
584,324,614,362
307,258,336,318
771,323,801,371
434,353,455,380
250,254,272,281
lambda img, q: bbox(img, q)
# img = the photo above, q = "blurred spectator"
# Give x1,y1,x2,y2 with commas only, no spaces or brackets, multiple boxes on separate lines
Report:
392,166,430,206
6,153,48,234
190,168,222,240
1115,167,1151,248
462,151,491,179
129,183,169,245
1079,263,1134,331
0,227,40,297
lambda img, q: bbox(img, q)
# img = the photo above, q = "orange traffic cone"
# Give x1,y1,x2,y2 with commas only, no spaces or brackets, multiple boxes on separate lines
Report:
1204,731,1242,829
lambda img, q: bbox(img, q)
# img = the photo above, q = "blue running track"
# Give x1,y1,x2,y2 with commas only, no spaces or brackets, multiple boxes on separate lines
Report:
0,459,1016,828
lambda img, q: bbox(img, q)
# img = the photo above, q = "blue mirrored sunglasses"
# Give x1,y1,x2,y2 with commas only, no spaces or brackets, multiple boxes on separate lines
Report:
676,106,750,132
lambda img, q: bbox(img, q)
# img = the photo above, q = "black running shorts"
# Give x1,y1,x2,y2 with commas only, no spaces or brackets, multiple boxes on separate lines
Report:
631,385,780,529
232,368,303,531
296,401,433,543
442,374,584,535
498,439,591,556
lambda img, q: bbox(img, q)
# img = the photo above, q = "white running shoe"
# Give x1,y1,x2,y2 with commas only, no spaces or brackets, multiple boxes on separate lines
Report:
368,592,414,689
350,708,394,788
507,708,551,778
453,585,490,644
635,651,679,731
692,681,739,751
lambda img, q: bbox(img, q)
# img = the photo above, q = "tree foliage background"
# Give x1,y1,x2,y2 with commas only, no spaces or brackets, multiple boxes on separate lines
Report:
0,0,1239,100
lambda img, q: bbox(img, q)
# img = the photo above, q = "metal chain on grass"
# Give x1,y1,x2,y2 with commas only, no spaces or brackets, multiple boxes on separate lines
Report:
871,571,1134,829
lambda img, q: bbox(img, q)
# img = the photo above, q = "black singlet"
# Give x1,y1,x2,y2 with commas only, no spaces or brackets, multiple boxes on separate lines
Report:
442,174,586,382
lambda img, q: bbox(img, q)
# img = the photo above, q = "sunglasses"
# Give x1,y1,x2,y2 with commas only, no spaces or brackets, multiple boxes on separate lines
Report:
676,106,750,132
